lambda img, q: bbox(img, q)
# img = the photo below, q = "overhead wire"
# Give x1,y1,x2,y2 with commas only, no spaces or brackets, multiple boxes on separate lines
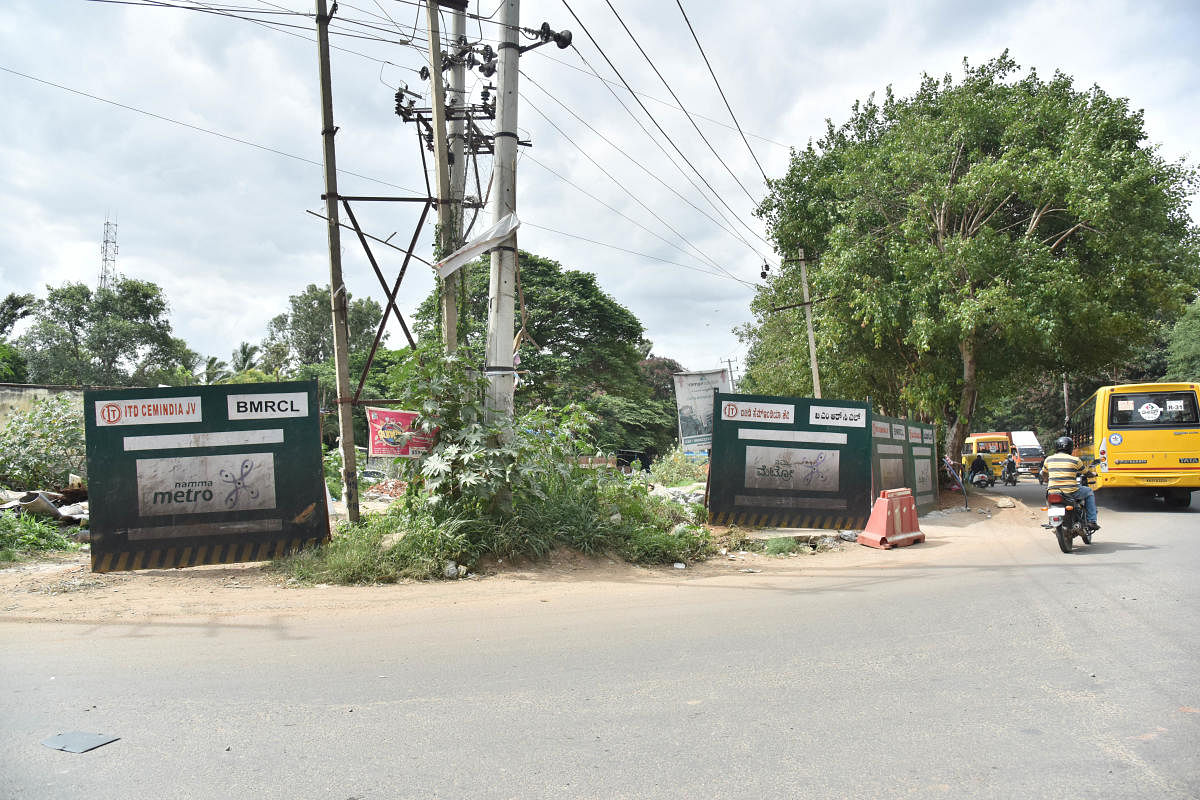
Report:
560,1,777,267
674,0,770,186
528,48,789,150
69,0,763,288
521,69,760,271
0,65,423,195
521,84,747,285
605,1,761,204
518,133,726,283
559,28,772,268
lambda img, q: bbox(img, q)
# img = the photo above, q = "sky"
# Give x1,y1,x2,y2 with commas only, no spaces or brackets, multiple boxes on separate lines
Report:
2,0,1198,383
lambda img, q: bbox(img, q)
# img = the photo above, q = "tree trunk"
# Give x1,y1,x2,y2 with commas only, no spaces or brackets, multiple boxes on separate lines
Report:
943,338,978,463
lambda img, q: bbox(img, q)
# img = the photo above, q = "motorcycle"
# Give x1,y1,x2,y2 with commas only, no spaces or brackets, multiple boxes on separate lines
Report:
1042,463,1101,553
1001,458,1019,486
969,468,995,489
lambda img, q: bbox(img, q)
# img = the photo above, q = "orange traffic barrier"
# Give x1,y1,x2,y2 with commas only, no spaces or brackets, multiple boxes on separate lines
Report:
858,488,924,549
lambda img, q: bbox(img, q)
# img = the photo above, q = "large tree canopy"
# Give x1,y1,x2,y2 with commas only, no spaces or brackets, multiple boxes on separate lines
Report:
17,278,181,386
747,53,1199,455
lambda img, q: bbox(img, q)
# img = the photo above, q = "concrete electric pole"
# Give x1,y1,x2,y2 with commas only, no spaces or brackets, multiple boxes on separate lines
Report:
798,248,822,399
485,0,521,419
425,1,458,354
315,0,359,522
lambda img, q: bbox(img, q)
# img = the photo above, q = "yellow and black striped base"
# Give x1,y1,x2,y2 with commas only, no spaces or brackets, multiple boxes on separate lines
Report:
709,511,867,530
90,536,326,573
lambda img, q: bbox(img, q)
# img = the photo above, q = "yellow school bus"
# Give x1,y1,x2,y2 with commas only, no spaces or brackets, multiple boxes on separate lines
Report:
960,432,1014,478
1069,381,1200,507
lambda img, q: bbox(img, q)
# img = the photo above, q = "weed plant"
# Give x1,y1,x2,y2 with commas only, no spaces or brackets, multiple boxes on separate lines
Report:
0,513,76,562
276,348,715,584
648,448,708,487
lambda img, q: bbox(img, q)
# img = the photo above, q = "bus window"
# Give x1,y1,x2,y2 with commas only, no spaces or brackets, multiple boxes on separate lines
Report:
1109,392,1199,427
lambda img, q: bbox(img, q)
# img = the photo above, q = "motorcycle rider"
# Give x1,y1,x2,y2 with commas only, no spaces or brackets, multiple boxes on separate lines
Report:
1039,436,1100,531
1002,450,1018,483
968,453,988,484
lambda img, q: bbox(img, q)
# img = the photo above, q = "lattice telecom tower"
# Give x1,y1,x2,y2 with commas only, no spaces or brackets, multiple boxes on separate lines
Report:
99,215,118,290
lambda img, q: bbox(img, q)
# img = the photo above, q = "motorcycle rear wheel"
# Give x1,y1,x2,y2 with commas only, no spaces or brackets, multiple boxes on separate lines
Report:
1055,524,1073,554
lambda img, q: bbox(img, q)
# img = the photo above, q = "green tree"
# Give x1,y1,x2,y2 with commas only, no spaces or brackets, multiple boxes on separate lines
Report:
230,341,260,374
1165,299,1200,381
751,53,1199,456
202,355,231,385
17,278,183,386
259,284,383,374
0,293,35,337
413,251,677,455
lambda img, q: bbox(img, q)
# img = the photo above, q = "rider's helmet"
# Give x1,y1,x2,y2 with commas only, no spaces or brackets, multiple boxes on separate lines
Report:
1054,435,1074,454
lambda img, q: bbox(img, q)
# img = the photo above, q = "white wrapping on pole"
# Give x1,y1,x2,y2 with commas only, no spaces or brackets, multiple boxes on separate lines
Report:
434,213,520,279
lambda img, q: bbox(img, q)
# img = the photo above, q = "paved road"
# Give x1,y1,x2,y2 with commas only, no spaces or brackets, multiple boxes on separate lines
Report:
3,484,1198,799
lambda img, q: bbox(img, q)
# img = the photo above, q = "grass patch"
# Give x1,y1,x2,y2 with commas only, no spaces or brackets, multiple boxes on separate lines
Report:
764,537,803,556
0,513,78,563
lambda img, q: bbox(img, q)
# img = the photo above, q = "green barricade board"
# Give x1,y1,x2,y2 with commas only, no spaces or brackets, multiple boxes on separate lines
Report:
909,423,939,514
869,416,939,515
708,393,872,530
870,415,911,495
84,381,330,572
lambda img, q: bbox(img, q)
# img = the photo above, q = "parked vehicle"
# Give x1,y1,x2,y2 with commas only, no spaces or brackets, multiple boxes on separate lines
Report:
1042,469,1100,553
1068,381,1200,507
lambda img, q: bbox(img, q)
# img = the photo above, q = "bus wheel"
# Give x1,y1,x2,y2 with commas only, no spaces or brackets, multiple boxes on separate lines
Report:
1165,489,1192,508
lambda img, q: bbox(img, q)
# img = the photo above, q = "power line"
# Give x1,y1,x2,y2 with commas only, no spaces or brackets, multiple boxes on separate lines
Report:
528,48,789,150
675,0,769,186
560,1,776,264
520,148,726,284
523,222,755,287
604,1,760,204
0,65,422,194
521,70,760,274
520,90,740,282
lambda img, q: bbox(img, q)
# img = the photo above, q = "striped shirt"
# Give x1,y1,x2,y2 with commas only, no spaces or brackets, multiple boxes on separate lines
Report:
1042,452,1088,492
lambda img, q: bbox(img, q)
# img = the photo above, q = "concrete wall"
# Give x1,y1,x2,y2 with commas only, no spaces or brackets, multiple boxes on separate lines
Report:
0,384,85,430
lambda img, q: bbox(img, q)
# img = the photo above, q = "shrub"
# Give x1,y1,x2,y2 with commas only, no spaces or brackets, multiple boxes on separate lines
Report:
273,349,717,583
0,395,87,490
0,513,76,562
649,447,708,487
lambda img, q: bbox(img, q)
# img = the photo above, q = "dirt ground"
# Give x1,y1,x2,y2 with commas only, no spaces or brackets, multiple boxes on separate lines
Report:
1,491,1034,625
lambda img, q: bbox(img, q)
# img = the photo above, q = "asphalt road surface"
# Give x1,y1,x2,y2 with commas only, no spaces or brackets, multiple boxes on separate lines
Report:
3,483,1198,799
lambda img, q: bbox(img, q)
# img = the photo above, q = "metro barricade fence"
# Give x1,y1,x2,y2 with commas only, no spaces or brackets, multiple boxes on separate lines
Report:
84,381,330,572
708,393,937,532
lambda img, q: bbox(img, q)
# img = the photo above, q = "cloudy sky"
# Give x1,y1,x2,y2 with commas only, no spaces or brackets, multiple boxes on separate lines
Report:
2,0,1197,381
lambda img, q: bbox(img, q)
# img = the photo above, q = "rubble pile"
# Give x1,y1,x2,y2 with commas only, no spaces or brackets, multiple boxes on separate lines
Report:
0,474,90,538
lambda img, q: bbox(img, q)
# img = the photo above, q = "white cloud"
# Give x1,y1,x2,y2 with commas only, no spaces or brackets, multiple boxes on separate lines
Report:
1,0,1196,378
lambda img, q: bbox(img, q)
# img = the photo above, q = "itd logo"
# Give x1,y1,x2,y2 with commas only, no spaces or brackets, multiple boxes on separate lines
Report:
99,403,122,424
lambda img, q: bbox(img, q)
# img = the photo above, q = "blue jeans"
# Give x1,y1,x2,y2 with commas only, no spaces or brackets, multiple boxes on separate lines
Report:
1068,485,1098,523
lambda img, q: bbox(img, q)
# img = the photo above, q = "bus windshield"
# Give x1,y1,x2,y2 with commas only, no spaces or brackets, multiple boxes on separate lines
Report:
1109,391,1199,427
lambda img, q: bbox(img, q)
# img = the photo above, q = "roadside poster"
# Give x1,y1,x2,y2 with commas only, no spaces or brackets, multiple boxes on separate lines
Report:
365,407,434,458
672,369,731,451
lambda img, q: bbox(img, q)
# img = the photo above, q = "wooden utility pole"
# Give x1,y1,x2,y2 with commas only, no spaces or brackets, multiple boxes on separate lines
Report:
485,0,520,418
799,248,821,398
426,1,457,353
315,0,358,521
